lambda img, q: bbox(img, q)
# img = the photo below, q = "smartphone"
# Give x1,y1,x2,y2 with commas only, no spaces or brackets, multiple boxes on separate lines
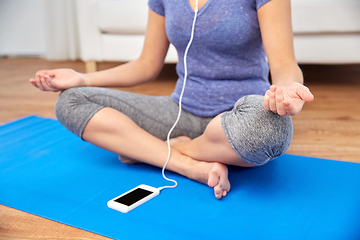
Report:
107,184,160,213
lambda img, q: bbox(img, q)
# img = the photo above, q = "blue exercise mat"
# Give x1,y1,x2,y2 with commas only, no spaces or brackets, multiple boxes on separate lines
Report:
1,116,360,239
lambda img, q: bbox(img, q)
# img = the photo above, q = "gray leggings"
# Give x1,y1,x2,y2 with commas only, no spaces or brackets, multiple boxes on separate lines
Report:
55,87,293,165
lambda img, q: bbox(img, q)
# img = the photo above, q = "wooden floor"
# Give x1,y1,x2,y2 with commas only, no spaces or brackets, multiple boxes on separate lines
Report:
0,58,359,239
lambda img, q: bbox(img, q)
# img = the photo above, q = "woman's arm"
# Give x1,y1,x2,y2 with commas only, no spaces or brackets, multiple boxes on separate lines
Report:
258,0,314,116
30,9,170,91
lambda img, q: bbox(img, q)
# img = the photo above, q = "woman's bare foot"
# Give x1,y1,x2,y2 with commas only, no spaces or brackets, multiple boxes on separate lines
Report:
190,160,230,199
170,137,230,199
207,163,231,199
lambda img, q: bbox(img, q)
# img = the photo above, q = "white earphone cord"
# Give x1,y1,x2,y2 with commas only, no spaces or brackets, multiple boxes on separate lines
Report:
159,0,199,191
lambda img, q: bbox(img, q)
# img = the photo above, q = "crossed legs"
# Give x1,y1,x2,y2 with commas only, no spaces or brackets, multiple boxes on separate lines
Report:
55,88,293,199
81,107,233,199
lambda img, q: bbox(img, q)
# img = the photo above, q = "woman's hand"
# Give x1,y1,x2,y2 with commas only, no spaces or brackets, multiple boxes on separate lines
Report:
263,83,314,116
29,68,86,92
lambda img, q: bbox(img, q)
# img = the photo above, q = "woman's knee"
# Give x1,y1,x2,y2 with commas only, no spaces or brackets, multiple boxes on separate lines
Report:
55,87,103,138
221,95,293,166
55,87,84,122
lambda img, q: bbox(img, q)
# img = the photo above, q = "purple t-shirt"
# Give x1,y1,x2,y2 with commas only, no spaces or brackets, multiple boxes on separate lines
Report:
148,0,272,117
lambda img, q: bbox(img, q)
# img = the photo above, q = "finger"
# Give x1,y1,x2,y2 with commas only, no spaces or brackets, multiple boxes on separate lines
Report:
275,89,287,116
35,71,47,81
35,73,55,91
44,76,56,91
42,75,60,91
36,69,55,78
270,85,277,92
45,76,55,89
35,73,47,90
43,69,59,78
263,90,271,110
36,74,46,91
298,86,314,102
45,75,60,92
39,74,55,91
35,72,43,82
44,75,55,88
269,85,277,113
29,79,39,88
42,74,55,91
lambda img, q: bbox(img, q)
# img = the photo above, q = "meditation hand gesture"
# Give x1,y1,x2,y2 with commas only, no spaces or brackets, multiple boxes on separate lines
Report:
29,69,86,92
263,83,314,116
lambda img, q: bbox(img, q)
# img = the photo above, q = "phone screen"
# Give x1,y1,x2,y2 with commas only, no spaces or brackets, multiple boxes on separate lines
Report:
114,188,153,206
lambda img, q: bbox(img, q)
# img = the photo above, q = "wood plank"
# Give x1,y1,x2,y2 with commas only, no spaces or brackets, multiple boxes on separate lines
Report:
0,205,108,240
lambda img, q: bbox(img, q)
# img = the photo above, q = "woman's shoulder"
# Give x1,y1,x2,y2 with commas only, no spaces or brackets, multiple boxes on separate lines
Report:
255,0,272,10
148,0,165,16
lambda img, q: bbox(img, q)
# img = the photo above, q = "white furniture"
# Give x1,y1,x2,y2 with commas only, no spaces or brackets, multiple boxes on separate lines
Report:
76,0,177,72
291,0,360,64
76,0,360,72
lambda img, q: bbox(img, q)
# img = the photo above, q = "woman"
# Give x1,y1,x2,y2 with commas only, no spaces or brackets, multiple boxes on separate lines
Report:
30,0,314,199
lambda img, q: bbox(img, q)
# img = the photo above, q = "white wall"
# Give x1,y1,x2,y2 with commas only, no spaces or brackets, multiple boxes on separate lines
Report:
0,0,46,57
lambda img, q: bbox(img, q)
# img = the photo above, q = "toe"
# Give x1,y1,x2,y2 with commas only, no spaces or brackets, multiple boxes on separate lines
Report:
219,175,231,193
222,191,227,197
216,166,231,193
207,171,219,188
214,185,223,199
